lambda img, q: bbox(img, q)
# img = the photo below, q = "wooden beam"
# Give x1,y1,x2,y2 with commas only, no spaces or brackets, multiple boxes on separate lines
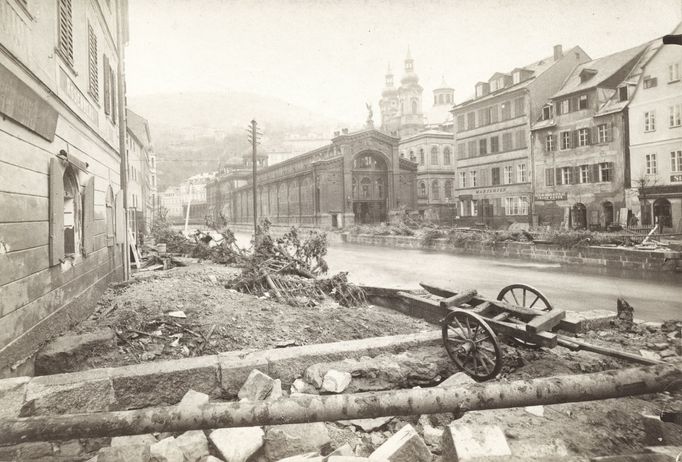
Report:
556,335,665,365
439,290,477,309
419,282,456,298
526,308,566,334
485,318,558,348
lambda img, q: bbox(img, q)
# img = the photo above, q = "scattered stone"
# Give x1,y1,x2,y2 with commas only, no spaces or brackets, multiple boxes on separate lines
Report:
560,310,617,333
263,423,331,461
291,378,319,395
652,343,670,350
370,424,431,462
276,453,323,461
178,389,209,409
57,440,83,458
339,417,394,432
110,434,158,447
174,430,209,461
207,274,218,284
418,416,443,448
643,321,663,332
98,444,150,462
640,350,662,361
322,370,352,393
370,432,387,447
616,298,634,323
210,427,264,462
659,349,677,358
438,372,475,388
524,405,544,417
34,329,116,375
328,443,354,457
149,437,184,462
441,424,511,461
267,379,283,401
167,311,187,318
0,376,30,420
645,446,682,458
238,369,275,401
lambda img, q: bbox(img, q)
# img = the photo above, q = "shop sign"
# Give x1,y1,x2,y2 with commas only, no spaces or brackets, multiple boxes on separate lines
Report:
535,192,567,201
473,187,507,195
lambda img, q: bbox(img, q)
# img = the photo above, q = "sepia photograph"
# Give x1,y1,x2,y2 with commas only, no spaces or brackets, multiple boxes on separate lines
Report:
0,0,681,460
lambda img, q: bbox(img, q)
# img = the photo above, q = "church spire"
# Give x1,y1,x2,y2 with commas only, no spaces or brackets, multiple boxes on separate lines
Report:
405,46,413,72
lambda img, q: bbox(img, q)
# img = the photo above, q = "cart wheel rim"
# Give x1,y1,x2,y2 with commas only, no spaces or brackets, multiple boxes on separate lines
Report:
442,309,502,381
496,283,552,348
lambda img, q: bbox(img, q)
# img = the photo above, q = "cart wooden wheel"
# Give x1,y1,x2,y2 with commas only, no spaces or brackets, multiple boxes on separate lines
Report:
497,283,553,348
442,309,502,381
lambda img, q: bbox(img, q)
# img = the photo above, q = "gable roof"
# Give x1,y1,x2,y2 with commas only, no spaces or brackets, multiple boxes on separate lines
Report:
126,109,152,148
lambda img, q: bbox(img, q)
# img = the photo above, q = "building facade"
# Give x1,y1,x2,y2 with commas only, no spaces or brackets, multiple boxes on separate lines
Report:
126,109,156,242
628,22,682,232
0,0,128,375
208,129,417,228
452,45,591,228
531,44,650,229
379,50,425,138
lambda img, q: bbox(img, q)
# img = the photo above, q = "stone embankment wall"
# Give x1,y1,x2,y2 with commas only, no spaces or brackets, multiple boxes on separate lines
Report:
342,234,682,272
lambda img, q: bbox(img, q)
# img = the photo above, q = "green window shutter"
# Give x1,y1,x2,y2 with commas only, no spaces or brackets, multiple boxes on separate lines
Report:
115,190,126,244
82,176,95,256
49,158,65,266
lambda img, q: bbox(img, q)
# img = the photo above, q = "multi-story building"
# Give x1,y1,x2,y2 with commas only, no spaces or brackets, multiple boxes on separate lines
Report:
159,186,184,218
126,109,156,242
531,44,651,229
0,0,128,375
452,45,590,228
628,22,682,232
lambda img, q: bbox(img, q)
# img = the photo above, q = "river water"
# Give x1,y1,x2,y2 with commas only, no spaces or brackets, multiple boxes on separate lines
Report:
230,231,681,322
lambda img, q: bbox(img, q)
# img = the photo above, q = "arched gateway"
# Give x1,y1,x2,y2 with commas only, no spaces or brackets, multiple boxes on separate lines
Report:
351,152,389,224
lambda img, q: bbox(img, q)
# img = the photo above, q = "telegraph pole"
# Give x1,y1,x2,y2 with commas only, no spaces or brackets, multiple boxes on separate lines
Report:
247,120,262,242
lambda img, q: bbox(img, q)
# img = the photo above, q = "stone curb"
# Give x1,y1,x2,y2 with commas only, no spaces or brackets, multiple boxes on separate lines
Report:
0,331,441,418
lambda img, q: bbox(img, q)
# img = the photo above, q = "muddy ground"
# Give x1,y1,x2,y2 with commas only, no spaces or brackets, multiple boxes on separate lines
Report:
55,261,682,460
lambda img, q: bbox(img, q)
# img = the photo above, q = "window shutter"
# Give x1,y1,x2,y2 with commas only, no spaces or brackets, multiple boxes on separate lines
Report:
115,190,126,244
83,177,95,256
103,55,110,115
545,167,554,186
110,67,117,122
49,158,65,266
555,168,562,185
585,128,591,145
572,130,578,148
591,164,600,183
609,122,614,142
570,166,578,185
592,127,598,144
608,162,615,181
58,0,74,65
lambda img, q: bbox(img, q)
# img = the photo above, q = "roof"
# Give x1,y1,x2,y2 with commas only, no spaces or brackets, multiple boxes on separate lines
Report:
552,44,648,98
126,109,152,148
400,128,453,143
424,104,454,127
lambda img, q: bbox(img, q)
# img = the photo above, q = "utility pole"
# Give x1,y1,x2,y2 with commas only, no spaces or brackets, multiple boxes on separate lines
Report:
247,120,262,242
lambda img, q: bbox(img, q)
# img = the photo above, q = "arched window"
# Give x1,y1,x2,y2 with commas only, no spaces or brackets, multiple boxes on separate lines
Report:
444,180,453,199
409,150,415,162
412,99,418,114
431,146,439,165
360,177,371,199
419,149,425,166
443,147,451,165
419,181,426,197
431,180,440,200
63,168,81,256
375,178,384,199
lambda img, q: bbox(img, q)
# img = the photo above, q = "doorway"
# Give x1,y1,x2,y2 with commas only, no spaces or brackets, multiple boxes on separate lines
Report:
653,198,672,228
572,203,587,229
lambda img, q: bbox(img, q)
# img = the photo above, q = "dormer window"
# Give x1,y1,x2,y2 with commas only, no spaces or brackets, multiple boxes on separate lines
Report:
618,86,628,102
475,82,489,98
513,72,520,84
579,68,598,83
542,104,553,120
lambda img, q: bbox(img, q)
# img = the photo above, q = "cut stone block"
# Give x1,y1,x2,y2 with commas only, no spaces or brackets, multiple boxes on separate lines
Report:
174,430,209,462
98,444,150,462
438,372,475,388
218,350,270,398
328,443,354,457
369,424,431,462
339,417,393,432
0,376,30,420
441,424,511,461
322,370,352,393
418,415,443,447
34,328,116,375
238,369,275,401
268,379,284,401
149,436,184,462
263,422,331,461
559,310,616,333
210,427,264,462
178,389,209,409
110,434,158,447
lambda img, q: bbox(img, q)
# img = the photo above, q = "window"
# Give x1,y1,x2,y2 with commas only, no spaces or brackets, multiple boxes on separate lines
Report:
504,197,529,215
597,124,609,143
578,94,588,110
669,105,681,127
579,165,589,184
643,77,657,89
598,162,612,182
514,97,525,116
457,143,465,158
409,150,415,162
490,136,499,153
63,168,80,255
489,105,498,123
87,24,98,101
561,167,572,185
578,128,590,147
443,147,451,165
542,104,553,120
513,72,520,84
517,164,527,183
419,149,425,166
501,101,511,120
479,138,487,155
431,146,439,165
545,168,554,186
515,130,526,149
644,111,656,132
669,63,680,82
545,134,555,152
491,167,500,185
458,172,467,188
418,181,426,197
560,100,569,115
671,150,682,172
470,171,477,187
561,131,571,149
646,154,657,175
57,0,74,65
360,177,370,199
445,180,453,199
457,115,465,131
431,181,440,200
503,165,513,184
471,200,478,216
618,86,628,102
467,140,477,157
467,112,476,129
376,178,384,198
502,133,512,151
478,108,490,126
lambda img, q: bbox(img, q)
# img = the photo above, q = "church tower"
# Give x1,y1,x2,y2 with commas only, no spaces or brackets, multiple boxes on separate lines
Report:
398,47,424,137
379,63,400,135
433,76,455,107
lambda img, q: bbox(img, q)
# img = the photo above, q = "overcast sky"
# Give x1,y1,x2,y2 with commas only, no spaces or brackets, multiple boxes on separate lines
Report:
126,0,682,125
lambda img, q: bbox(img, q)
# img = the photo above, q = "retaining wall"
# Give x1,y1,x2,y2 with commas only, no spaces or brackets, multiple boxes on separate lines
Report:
342,234,682,272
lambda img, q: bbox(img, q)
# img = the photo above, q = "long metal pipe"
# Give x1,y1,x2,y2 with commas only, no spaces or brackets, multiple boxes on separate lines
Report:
1,364,679,444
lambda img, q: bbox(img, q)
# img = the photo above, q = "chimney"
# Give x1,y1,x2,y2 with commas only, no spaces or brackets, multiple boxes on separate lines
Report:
553,44,563,61
342,128,349,134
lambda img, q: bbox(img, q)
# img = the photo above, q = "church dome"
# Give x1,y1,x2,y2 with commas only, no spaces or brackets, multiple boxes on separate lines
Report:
401,71,419,86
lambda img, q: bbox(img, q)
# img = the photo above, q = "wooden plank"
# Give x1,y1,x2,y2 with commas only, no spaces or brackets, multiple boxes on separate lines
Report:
396,291,449,324
478,297,540,320
0,222,48,253
48,158,64,266
83,177,95,256
0,130,51,173
526,308,566,334
440,289,477,309
485,318,558,348
0,245,49,287
0,192,49,222
419,282,456,298
556,335,664,365
0,161,48,197
115,191,125,244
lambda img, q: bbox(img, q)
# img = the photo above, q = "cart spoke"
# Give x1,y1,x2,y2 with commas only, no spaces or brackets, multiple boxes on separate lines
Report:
522,288,526,306
510,289,520,305
465,317,472,337
476,353,492,373
528,295,540,309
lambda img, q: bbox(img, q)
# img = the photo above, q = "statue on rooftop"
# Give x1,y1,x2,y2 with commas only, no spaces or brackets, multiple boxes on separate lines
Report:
365,102,374,128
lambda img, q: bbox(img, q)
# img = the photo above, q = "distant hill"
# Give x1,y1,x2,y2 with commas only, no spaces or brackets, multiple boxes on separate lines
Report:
126,91,347,190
